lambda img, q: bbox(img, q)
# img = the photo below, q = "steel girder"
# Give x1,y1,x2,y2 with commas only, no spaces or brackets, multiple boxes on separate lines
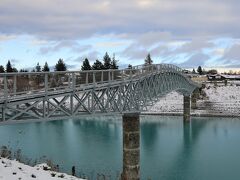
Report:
0,70,198,123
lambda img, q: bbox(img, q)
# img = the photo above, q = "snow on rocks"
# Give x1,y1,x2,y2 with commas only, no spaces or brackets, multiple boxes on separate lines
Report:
204,84,240,102
148,83,240,115
197,84,240,114
0,157,84,180
149,91,183,113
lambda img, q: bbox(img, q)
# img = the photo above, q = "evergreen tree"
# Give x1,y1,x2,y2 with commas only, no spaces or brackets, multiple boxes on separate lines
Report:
197,66,203,75
6,60,13,72
42,62,50,72
144,53,153,65
111,54,118,69
128,64,133,69
103,52,111,69
55,59,67,71
92,59,104,70
81,58,92,70
111,59,118,69
12,67,18,72
19,69,28,72
207,69,218,74
192,68,196,74
35,62,41,72
0,65,5,73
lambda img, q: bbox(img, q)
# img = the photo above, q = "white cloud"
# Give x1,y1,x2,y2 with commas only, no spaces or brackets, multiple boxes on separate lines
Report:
179,53,209,68
212,48,225,57
39,41,91,55
138,0,156,8
219,44,240,67
0,0,240,40
30,39,49,46
95,41,128,48
1,0,240,68
0,34,16,41
73,51,100,64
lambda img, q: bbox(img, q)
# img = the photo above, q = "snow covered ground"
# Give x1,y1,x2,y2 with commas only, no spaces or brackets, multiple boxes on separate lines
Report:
0,157,84,180
149,82,240,115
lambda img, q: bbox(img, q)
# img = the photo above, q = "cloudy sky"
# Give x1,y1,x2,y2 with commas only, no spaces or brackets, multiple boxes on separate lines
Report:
0,0,240,71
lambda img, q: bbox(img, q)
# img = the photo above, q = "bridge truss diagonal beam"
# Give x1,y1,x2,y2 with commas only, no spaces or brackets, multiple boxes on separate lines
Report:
0,64,200,123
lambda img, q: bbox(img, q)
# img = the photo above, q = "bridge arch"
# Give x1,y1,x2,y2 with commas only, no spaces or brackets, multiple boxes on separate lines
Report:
0,64,200,123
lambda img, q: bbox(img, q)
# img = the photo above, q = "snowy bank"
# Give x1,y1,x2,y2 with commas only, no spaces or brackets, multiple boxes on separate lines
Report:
148,83,240,116
0,157,84,180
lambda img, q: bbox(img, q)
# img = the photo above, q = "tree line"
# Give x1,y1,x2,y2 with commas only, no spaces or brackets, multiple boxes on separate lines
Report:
191,66,240,75
2,53,239,75
0,59,66,73
0,52,154,73
81,52,153,70
191,66,219,75
81,52,118,71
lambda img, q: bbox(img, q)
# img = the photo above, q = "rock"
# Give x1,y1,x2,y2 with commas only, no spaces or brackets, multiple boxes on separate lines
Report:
58,174,65,178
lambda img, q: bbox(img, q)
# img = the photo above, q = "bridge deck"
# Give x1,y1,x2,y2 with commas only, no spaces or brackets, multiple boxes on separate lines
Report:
0,64,200,122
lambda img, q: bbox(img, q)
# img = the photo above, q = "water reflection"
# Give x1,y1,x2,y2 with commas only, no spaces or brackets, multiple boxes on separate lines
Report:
141,117,166,150
0,116,240,179
140,116,240,180
160,120,208,180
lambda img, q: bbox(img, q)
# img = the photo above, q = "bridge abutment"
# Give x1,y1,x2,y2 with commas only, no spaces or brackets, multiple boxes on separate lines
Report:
121,113,140,180
183,95,191,122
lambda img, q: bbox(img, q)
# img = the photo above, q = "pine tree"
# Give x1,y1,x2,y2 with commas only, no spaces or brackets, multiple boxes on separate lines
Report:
42,62,50,72
20,69,28,72
111,60,118,69
6,60,13,72
81,58,92,71
144,53,153,66
197,66,203,75
92,60,104,70
103,52,111,69
128,64,133,69
55,59,67,71
35,62,41,72
192,68,196,74
12,68,18,72
34,63,42,86
207,69,218,74
111,54,118,69
0,65,5,73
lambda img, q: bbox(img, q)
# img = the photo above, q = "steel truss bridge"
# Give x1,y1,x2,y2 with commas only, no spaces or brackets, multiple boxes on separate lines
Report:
0,64,199,123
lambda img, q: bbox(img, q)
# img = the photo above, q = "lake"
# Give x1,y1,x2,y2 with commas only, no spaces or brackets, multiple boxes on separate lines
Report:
0,115,240,180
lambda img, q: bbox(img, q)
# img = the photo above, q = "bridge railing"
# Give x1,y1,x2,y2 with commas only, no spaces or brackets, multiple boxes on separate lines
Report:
0,64,189,101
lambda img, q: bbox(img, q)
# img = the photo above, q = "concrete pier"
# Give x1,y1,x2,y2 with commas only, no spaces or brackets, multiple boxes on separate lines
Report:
183,95,191,122
191,88,199,109
122,113,140,180
2,107,5,121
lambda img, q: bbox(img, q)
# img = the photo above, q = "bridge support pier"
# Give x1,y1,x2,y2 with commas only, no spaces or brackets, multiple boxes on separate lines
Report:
1,107,5,121
191,88,200,109
183,95,191,122
121,113,140,180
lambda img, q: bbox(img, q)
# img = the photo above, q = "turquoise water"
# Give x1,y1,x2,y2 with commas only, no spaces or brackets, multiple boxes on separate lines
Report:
0,116,240,179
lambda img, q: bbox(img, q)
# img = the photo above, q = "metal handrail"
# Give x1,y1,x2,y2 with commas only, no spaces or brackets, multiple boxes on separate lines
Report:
0,64,199,101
